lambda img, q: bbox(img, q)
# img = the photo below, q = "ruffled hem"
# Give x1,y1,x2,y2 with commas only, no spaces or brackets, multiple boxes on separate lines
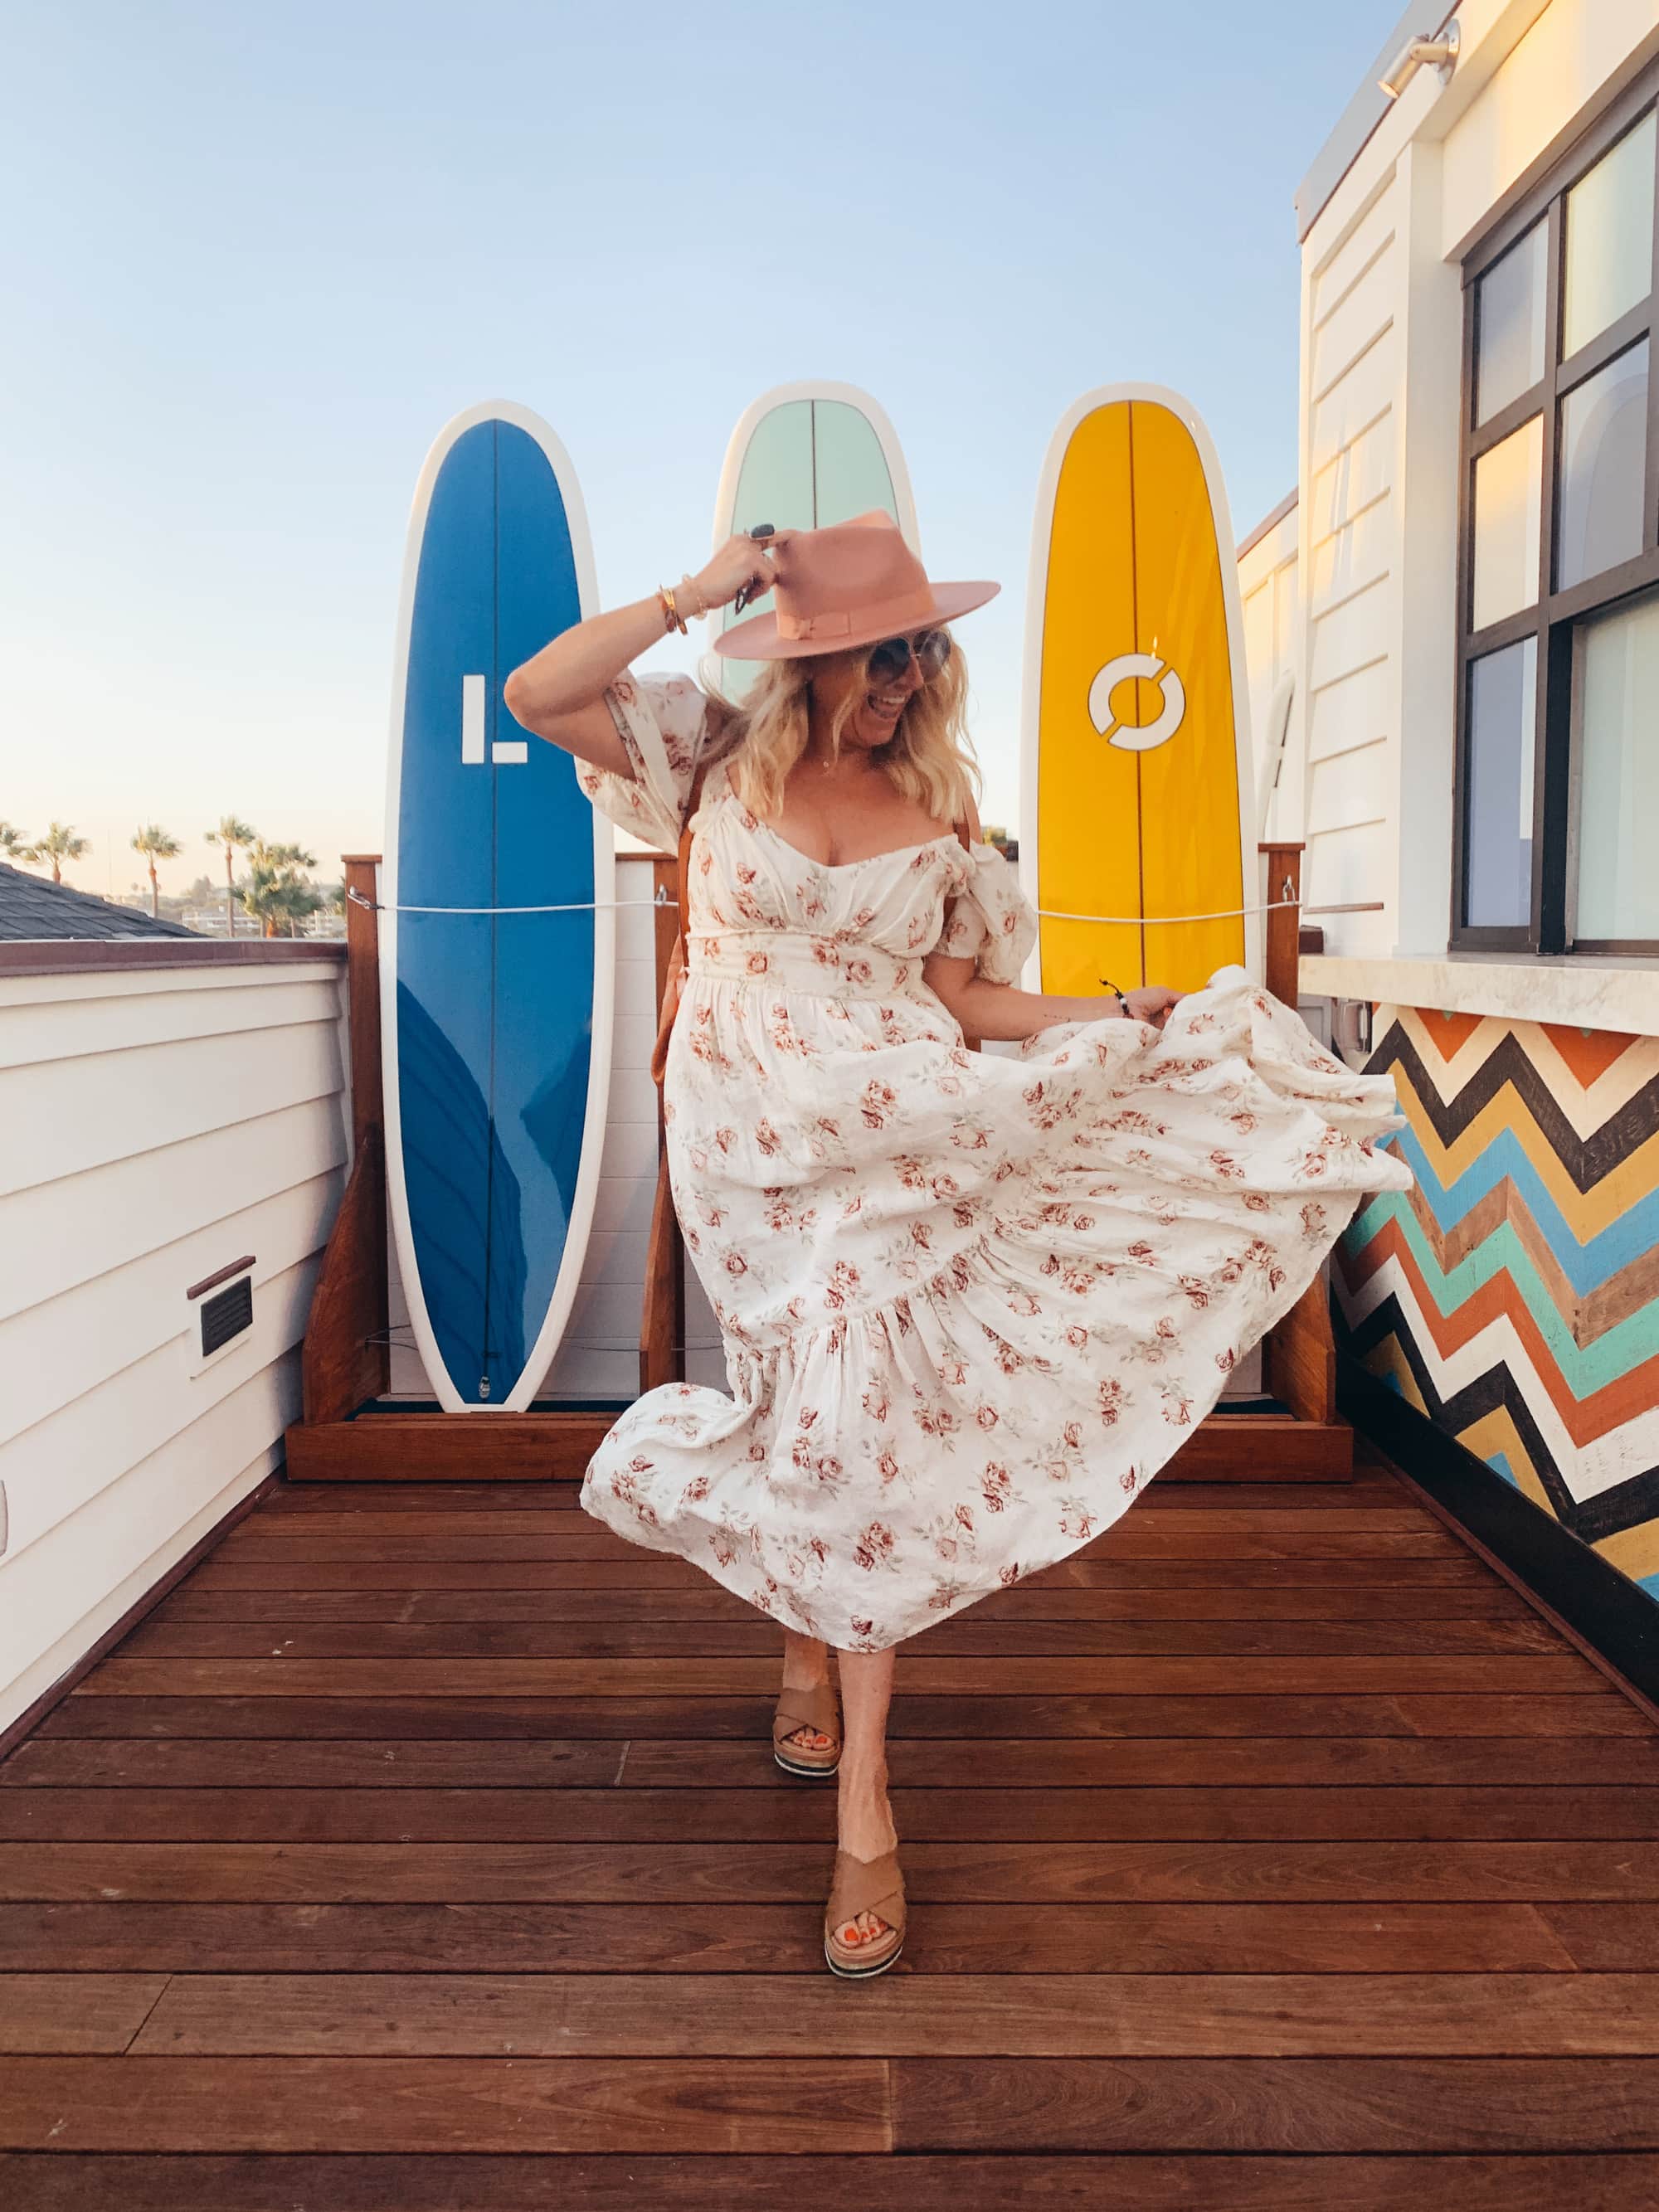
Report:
580,1201,1360,1651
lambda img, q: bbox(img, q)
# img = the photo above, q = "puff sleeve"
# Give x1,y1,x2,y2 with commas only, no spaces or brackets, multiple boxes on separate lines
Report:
572,671,712,852
936,842,1039,986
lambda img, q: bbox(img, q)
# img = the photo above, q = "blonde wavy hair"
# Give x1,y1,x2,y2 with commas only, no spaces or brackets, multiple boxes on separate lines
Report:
702,634,982,828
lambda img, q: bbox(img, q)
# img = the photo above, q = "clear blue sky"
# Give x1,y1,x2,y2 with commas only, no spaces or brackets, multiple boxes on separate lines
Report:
2,1,1386,896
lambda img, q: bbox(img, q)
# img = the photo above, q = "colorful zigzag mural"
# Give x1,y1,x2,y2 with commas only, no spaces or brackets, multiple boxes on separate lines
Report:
1335,1005,1659,1606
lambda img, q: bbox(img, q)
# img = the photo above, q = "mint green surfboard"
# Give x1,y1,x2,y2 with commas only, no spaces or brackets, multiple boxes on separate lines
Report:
707,382,920,698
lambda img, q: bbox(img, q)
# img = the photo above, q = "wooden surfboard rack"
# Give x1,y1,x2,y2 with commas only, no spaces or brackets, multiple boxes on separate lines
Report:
285,840,1354,1482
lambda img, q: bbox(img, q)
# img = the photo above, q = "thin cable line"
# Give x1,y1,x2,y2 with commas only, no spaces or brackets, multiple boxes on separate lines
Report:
1034,895,1300,926
350,887,673,916
353,886,1301,925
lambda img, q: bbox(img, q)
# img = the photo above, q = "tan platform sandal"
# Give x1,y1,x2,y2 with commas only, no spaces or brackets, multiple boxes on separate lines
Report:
823,1848,906,1979
772,1681,842,1778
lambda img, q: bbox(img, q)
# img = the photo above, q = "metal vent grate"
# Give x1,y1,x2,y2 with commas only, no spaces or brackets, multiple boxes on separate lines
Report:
200,1276,253,1358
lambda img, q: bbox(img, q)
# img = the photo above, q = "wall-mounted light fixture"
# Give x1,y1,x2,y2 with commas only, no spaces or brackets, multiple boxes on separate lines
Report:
1379,18,1460,100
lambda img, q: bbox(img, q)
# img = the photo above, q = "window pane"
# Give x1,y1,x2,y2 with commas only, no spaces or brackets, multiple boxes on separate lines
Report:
1574,591,1659,941
1557,339,1649,590
1562,110,1657,357
1476,221,1548,424
1472,415,1543,630
1464,638,1537,929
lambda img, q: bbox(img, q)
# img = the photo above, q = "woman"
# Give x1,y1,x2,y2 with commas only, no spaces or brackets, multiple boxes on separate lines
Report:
504,512,1410,1978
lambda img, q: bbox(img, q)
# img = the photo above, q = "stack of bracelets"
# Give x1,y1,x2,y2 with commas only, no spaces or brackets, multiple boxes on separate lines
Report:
657,576,708,634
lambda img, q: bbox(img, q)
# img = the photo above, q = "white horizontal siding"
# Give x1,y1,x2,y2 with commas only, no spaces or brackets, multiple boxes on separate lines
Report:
1310,174,1398,328
1307,572,1395,692
0,1380,300,1725
1309,331,1395,474
1306,495,1394,621
1307,742,1390,835
1309,252,1396,405
1306,820,1394,914
0,955,348,1734
1307,656,1390,766
1300,163,1406,955
1307,407,1394,542
1238,501,1301,845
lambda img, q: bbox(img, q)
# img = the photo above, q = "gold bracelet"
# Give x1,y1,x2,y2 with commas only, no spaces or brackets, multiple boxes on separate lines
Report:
659,583,687,635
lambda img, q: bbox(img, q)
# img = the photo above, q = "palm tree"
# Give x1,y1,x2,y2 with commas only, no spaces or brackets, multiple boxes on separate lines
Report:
31,822,90,885
237,840,323,938
0,823,31,862
206,817,257,938
131,824,182,918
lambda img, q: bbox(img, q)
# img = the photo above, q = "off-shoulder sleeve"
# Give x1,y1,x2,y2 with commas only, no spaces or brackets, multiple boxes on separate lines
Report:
936,841,1038,985
572,670,711,851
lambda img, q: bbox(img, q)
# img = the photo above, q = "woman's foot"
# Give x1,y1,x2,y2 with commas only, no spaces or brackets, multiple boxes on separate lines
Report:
831,1764,900,1952
778,1634,837,1762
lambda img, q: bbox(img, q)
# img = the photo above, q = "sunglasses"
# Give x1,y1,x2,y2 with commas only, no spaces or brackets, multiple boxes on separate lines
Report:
866,628,952,684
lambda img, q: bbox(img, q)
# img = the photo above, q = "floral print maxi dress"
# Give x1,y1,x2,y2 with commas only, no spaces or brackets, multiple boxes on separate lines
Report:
576,672,1413,1651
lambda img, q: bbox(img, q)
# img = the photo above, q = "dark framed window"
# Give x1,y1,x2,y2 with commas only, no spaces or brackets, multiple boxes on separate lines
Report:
1453,68,1659,957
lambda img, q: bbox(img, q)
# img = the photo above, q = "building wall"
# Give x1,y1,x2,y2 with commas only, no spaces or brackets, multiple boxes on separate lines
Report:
1290,0,1659,963
1337,1004,1659,1604
1299,162,1404,956
1237,496,1302,845
1278,1,1659,1631
0,951,349,1734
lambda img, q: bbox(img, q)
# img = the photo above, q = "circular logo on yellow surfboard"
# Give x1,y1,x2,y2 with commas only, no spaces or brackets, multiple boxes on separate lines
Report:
1087,653,1187,753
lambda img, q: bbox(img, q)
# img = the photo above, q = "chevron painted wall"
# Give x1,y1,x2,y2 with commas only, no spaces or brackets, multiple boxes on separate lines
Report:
1335,1006,1659,1609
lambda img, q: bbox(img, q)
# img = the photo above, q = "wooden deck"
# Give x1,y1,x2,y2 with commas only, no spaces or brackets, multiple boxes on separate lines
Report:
3,1446,1659,2207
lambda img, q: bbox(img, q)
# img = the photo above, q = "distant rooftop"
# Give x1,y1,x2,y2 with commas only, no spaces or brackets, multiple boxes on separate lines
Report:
0,863,202,941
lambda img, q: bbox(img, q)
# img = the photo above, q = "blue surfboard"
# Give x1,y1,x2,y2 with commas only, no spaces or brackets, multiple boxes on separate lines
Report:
382,401,611,1412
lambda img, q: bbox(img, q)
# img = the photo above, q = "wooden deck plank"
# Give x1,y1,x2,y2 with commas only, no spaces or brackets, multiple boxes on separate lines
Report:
185,1554,1504,1589
72,1655,1608,1698
0,2057,891,2152
6,1783,1655,1844
9,1733,1657,1790
0,1899,1579,1974
4,1455,1654,2195
242,1505,1437,1539
44,1691,1648,1738
891,2056,1659,2151
7,1837,1659,1904
1533,1901,1659,1968
2,2151,1652,2212
260,1475,1416,1513
215,1520,1472,1560
125,1970,1659,2057
149,1582,1540,1622
0,1976,168,2055
113,1616,1565,1659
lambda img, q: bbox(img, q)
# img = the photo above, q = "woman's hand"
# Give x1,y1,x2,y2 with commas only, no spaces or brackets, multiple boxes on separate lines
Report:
690,531,793,615
1121,984,1182,1028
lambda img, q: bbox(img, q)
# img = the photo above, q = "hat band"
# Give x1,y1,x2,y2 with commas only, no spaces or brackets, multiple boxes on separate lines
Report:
776,583,937,643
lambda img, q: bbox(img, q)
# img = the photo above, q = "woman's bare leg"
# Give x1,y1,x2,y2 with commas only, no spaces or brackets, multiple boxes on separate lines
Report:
780,1628,834,1754
833,1643,900,1946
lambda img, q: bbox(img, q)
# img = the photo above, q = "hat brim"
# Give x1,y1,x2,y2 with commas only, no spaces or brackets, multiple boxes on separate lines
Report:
708,579,1000,659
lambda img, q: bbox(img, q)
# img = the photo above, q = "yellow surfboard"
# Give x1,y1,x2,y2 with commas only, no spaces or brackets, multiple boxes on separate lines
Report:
1020,386,1258,999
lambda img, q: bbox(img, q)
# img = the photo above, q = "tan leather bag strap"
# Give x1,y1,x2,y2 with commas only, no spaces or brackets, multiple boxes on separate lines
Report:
649,754,715,1090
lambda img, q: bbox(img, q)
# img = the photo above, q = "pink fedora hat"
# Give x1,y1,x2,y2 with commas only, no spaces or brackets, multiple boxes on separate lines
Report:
711,510,1000,660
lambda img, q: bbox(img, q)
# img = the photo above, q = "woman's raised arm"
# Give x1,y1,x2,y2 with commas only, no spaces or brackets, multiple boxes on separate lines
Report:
502,534,787,776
